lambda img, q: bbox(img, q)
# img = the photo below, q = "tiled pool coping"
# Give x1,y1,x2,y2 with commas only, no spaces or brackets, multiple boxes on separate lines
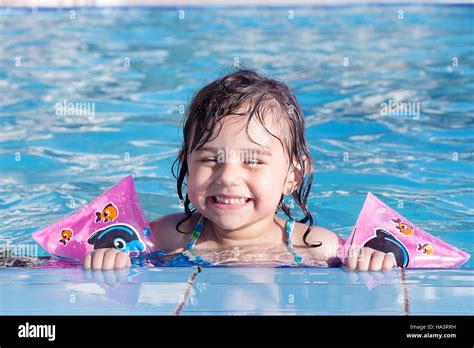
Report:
1,267,472,315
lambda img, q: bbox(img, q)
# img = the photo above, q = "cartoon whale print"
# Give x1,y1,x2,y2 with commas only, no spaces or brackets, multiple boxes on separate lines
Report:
87,224,146,254
363,229,410,268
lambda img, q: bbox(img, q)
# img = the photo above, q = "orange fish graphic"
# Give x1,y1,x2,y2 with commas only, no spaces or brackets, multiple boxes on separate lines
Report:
95,203,119,223
392,217,414,236
59,228,73,245
417,242,433,256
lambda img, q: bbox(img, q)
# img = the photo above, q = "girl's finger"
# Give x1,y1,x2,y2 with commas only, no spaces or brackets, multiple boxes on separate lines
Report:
356,248,371,272
114,252,130,270
102,249,119,270
83,252,92,270
91,249,107,270
346,247,359,270
382,252,397,271
368,251,385,271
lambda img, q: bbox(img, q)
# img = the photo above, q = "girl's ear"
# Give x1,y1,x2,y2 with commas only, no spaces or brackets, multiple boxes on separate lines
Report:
284,155,310,195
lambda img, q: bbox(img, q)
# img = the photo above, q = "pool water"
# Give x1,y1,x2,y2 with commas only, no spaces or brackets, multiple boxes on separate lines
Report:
0,5,473,314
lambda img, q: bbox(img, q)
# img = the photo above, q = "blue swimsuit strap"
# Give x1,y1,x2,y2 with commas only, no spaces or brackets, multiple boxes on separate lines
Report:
182,215,210,266
285,219,304,264
185,215,204,251
184,215,304,265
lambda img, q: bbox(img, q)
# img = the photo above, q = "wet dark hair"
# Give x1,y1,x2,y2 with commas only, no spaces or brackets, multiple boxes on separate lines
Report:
171,68,321,248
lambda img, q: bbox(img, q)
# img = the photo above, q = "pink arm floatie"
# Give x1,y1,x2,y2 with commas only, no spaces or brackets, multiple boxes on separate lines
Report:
340,193,470,268
32,176,156,263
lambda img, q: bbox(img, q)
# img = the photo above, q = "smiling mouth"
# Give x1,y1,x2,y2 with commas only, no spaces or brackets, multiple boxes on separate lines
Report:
209,195,252,205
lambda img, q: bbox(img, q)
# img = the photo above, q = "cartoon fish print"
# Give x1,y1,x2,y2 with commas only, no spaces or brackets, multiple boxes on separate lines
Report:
59,228,73,245
417,242,433,256
95,203,119,223
392,217,415,236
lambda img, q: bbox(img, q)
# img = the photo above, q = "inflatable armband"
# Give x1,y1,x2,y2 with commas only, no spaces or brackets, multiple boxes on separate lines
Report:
32,176,155,263
342,193,470,268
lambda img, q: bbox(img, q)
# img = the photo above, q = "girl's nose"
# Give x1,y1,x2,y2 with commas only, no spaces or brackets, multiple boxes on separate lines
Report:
215,163,243,187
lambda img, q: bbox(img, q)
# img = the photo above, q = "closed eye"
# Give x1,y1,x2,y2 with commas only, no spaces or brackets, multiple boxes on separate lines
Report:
199,158,264,166
245,160,263,166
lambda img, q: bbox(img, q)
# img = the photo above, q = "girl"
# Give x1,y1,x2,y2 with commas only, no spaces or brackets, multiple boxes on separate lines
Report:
83,69,396,271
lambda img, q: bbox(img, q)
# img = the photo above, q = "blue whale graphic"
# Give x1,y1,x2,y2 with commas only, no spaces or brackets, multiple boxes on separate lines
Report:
87,224,146,254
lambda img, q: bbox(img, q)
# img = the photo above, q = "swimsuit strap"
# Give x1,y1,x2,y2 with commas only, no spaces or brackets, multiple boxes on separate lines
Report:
183,214,211,266
185,214,204,251
183,214,304,266
285,219,304,265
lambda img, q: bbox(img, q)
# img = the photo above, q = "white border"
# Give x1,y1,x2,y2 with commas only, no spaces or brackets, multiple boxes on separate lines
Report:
1,0,472,8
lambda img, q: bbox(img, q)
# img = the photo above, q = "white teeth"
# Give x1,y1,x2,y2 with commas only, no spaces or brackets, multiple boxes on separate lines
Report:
214,196,248,204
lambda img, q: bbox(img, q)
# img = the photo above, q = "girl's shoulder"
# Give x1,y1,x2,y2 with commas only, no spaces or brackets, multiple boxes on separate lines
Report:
149,212,201,252
290,221,345,259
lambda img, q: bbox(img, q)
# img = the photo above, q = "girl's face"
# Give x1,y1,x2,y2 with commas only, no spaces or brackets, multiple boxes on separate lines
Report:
186,113,298,231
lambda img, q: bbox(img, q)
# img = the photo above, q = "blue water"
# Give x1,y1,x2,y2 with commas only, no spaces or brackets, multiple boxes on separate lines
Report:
0,5,473,271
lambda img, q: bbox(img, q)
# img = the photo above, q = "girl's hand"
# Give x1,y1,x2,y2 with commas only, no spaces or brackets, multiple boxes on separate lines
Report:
83,248,131,270
346,247,397,271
